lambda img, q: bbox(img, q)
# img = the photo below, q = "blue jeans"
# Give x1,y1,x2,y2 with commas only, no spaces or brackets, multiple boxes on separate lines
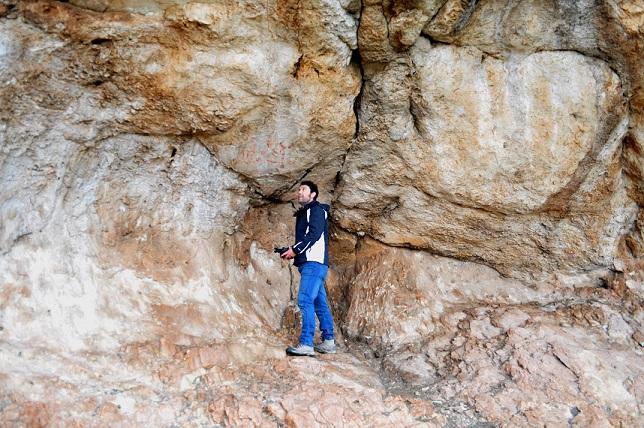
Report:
297,262,334,346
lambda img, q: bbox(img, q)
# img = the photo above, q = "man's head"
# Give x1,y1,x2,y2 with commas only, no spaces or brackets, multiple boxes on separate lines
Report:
297,180,318,205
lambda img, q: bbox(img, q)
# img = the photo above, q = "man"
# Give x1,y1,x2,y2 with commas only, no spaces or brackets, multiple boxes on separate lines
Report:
280,180,336,356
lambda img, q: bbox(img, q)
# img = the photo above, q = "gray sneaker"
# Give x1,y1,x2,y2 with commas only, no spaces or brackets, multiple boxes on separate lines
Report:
286,344,315,357
314,339,336,354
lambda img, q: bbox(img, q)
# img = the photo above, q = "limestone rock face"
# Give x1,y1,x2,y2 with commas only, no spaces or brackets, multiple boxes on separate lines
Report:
1,0,643,426
338,0,639,279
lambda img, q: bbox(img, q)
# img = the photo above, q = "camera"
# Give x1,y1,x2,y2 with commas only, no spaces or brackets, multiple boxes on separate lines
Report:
274,246,289,255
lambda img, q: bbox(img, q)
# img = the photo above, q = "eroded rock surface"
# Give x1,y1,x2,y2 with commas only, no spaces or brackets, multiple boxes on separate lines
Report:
342,239,643,426
1,0,642,426
0,336,449,426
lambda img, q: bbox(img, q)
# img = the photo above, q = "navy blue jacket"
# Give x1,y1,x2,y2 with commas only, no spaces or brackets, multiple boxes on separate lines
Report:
292,200,329,267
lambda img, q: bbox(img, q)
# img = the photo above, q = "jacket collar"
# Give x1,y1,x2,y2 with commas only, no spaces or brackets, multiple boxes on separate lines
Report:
294,200,318,216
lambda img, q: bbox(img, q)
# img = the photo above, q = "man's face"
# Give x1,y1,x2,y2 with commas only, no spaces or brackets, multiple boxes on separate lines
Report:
297,185,315,205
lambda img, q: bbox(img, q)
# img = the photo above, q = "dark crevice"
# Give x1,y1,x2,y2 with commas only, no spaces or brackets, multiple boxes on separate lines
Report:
409,102,422,135
335,219,512,280
290,168,312,193
291,54,303,78
425,0,448,25
329,0,365,201
380,2,390,44
253,168,314,203
329,49,364,201
90,38,111,45
425,0,479,37
168,146,177,167
553,352,574,373
0,3,15,18
453,0,479,34
1,231,33,257
350,49,364,141
417,32,449,46
262,194,290,205
332,170,342,192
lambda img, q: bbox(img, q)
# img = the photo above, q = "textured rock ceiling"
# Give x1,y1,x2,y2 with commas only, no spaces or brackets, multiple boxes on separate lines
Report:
0,0,642,426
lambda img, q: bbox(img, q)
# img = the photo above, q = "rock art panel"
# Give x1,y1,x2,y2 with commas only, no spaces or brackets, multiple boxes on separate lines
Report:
10,0,360,197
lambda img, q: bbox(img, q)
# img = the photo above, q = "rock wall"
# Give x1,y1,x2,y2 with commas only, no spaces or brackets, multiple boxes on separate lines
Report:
0,0,642,426
337,0,637,279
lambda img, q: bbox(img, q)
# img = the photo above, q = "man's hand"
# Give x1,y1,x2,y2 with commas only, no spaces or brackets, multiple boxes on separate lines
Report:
281,247,296,260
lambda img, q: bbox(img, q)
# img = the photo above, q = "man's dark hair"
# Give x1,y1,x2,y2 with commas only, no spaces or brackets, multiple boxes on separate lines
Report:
300,180,319,200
